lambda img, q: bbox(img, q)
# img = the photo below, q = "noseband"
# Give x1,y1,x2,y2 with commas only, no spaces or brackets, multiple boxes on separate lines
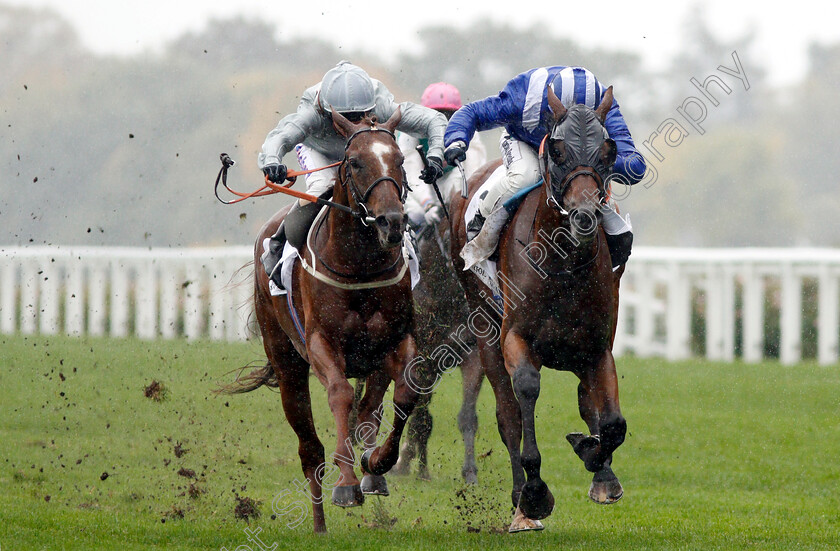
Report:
340,126,409,225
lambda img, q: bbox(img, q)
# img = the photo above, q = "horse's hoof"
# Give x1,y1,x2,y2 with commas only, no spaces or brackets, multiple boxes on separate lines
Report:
508,506,545,533
390,459,410,476
566,432,602,471
518,478,555,520
360,474,389,496
360,448,374,474
331,484,364,507
589,468,623,504
462,467,478,485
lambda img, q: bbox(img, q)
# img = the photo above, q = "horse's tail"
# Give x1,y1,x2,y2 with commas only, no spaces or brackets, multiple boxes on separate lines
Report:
215,362,279,395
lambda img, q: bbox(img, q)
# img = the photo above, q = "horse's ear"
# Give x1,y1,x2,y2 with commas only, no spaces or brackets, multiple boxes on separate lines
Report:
382,106,401,133
547,84,566,123
595,86,613,123
600,138,617,168
331,107,355,138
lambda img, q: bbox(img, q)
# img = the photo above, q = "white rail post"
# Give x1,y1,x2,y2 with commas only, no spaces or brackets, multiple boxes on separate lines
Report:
613,272,628,357
88,259,107,336
705,264,724,360
231,260,253,342
65,257,85,336
721,266,736,362
39,258,61,335
780,262,802,365
1,260,16,334
208,259,228,341
160,261,181,339
20,258,39,335
635,264,655,357
135,259,158,339
183,263,205,340
109,257,130,337
666,262,691,361
742,262,764,363
818,263,839,365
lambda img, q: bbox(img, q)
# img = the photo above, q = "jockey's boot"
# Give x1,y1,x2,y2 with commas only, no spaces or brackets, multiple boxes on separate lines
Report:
602,207,634,270
260,207,296,292
466,211,486,242
460,208,509,270
605,231,633,269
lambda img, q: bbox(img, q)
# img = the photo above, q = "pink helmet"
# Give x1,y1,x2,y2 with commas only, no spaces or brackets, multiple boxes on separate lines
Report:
421,82,462,111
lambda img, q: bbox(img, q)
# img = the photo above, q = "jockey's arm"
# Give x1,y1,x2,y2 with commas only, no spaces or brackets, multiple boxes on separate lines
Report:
258,93,321,169
392,102,448,161
444,89,519,149
603,99,647,185
397,131,425,190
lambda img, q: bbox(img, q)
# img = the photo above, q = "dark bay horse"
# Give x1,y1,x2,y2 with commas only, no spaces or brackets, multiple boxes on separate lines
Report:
390,214,485,483
229,108,421,533
449,86,627,532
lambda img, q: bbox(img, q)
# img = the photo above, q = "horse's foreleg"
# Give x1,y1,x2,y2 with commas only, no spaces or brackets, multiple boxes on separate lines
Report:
255,282,328,532
567,349,626,504
478,337,525,509
277,361,328,532
361,335,420,476
355,370,392,495
504,332,554,524
458,347,483,484
308,332,364,508
393,391,432,478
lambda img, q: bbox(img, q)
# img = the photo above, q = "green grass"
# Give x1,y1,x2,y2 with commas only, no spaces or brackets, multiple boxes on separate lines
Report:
1,334,838,550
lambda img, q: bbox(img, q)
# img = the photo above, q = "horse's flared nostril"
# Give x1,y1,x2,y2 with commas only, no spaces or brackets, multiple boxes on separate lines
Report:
570,209,597,235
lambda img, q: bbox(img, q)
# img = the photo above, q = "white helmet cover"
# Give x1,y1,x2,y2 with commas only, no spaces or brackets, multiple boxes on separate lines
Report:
319,61,376,113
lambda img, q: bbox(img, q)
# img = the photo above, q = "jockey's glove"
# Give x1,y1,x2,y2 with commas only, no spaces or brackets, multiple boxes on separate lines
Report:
444,141,467,166
263,163,287,183
420,156,444,184
424,204,443,226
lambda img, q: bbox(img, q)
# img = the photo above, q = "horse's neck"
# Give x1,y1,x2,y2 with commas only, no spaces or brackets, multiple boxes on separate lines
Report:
533,195,602,276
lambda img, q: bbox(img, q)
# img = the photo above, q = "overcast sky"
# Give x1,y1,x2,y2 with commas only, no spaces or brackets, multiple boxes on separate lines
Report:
5,0,839,86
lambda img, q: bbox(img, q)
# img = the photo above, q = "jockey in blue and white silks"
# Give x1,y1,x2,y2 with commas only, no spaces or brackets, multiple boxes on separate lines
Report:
444,66,646,267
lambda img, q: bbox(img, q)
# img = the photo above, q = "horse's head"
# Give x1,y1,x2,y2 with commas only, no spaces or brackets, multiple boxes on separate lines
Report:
332,107,407,248
543,86,617,241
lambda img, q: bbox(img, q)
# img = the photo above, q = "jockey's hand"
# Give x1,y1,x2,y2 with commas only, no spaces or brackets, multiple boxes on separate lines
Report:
444,141,467,166
420,156,444,184
424,204,443,226
262,163,287,183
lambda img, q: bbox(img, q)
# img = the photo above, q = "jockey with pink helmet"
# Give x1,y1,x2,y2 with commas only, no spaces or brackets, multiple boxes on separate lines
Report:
400,82,487,228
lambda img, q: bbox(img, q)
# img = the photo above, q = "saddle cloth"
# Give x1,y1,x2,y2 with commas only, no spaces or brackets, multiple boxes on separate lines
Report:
463,166,542,306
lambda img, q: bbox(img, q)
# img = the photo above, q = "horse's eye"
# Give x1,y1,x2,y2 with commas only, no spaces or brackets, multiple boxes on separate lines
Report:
349,158,362,169
549,140,566,163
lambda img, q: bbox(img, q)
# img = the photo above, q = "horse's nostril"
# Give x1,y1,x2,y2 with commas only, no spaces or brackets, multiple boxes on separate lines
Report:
571,209,596,234
375,215,389,229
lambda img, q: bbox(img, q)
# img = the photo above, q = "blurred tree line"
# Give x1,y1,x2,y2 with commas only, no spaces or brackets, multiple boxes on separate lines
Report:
1,3,837,248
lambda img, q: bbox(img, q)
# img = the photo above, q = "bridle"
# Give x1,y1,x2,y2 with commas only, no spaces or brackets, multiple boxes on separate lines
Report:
301,123,411,286
538,119,611,216
339,125,409,226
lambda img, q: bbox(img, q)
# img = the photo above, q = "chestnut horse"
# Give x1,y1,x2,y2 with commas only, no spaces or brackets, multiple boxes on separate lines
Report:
230,108,421,533
449,86,627,532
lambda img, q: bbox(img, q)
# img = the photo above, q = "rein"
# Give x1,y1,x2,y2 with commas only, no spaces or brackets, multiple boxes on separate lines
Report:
214,126,405,226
